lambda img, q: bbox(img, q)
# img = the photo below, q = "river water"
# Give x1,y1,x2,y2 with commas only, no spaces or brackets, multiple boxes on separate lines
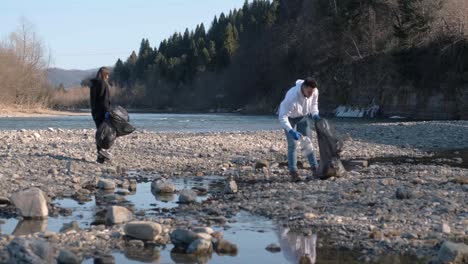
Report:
0,113,279,132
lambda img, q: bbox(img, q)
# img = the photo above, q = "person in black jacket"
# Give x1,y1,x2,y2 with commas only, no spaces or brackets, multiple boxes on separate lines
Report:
90,67,112,163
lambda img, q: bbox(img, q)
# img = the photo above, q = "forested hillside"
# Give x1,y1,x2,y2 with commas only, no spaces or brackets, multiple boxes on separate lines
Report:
111,0,468,118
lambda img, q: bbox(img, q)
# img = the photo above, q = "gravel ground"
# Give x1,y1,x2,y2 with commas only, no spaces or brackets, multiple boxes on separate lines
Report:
0,120,467,262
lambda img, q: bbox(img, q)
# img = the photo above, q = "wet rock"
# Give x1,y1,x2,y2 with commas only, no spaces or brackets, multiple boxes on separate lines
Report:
7,237,56,264
151,180,176,194
192,186,208,195
120,180,130,189
94,254,115,264
115,190,130,196
369,230,383,240
59,221,81,233
192,227,214,235
196,233,212,241
124,221,162,241
178,189,197,204
106,206,133,224
213,239,238,255
211,231,223,241
48,168,58,175
129,180,137,191
439,222,451,234
255,160,269,169
436,241,468,264
170,229,199,248
395,187,413,199
187,239,213,254
0,196,11,205
10,187,48,219
224,179,238,194
265,243,281,252
97,179,116,190
57,249,80,264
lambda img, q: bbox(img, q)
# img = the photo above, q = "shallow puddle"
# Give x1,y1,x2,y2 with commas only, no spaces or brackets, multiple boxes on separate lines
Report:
0,176,425,263
0,176,225,235
82,211,424,263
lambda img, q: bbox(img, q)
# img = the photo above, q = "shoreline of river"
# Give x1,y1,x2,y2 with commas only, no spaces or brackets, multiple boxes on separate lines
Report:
0,106,87,118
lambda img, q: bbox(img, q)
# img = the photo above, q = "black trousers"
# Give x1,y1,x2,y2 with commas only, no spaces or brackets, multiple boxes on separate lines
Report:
93,116,104,153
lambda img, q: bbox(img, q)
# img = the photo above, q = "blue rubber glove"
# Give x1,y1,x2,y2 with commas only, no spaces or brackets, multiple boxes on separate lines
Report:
309,114,320,121
104,112,110,120
288,129,302,140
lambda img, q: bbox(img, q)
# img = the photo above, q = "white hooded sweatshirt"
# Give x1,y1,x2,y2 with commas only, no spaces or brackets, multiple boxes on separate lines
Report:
278,79,319,131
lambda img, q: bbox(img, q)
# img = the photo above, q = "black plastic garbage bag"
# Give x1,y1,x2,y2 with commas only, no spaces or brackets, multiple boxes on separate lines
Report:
95,120,117,149
109,105,135,137
314,119,346,179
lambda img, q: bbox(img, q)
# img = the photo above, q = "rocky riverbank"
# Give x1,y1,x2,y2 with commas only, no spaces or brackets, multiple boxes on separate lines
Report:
0,120,467,263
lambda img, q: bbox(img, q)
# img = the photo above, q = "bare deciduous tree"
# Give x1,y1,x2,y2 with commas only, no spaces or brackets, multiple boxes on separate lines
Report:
0,18,51,108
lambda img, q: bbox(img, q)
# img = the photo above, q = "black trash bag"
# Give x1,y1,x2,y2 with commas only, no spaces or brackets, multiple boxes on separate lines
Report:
109,105,135,137
95,120,117,149
314,119,346,179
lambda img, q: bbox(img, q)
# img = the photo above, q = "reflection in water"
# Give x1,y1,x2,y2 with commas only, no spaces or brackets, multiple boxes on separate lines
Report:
170,248,211,264
152,192,176,203
279,227,317,264
12,220,48,236
124,245,161,263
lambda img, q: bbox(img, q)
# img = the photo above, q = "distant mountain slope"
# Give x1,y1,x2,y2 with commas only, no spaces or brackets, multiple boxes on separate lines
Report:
47,68,97,88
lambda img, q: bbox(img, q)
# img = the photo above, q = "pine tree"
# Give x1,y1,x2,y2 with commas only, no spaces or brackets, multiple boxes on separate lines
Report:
219,23,240,67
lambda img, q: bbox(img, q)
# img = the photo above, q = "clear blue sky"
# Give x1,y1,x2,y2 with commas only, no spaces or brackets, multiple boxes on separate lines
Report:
1,0,247,70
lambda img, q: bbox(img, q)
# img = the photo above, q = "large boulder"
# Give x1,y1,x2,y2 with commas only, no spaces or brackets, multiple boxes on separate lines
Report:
187,239,213,254
10,188,48,219
57,249,81,264
7,237,56,264
151,180,176,194
178,189,197,204
124,221,162,241
105,206,133,224
170,229,199,248
97,179,116,190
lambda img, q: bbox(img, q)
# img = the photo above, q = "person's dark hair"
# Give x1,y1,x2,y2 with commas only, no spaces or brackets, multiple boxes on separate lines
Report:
303,77,317,88
96,67,110,80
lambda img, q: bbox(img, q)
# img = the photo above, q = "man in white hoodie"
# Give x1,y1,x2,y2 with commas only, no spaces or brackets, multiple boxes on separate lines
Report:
278,77,320,182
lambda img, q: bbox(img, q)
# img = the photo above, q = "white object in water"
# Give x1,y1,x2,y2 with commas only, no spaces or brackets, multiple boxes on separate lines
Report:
300,136,314,156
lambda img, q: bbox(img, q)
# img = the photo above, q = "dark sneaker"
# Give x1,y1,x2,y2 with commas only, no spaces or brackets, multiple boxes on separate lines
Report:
290,171,301,182
96,156,106,164
312,166,320,177
98,149,112,161
305,167,320,181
